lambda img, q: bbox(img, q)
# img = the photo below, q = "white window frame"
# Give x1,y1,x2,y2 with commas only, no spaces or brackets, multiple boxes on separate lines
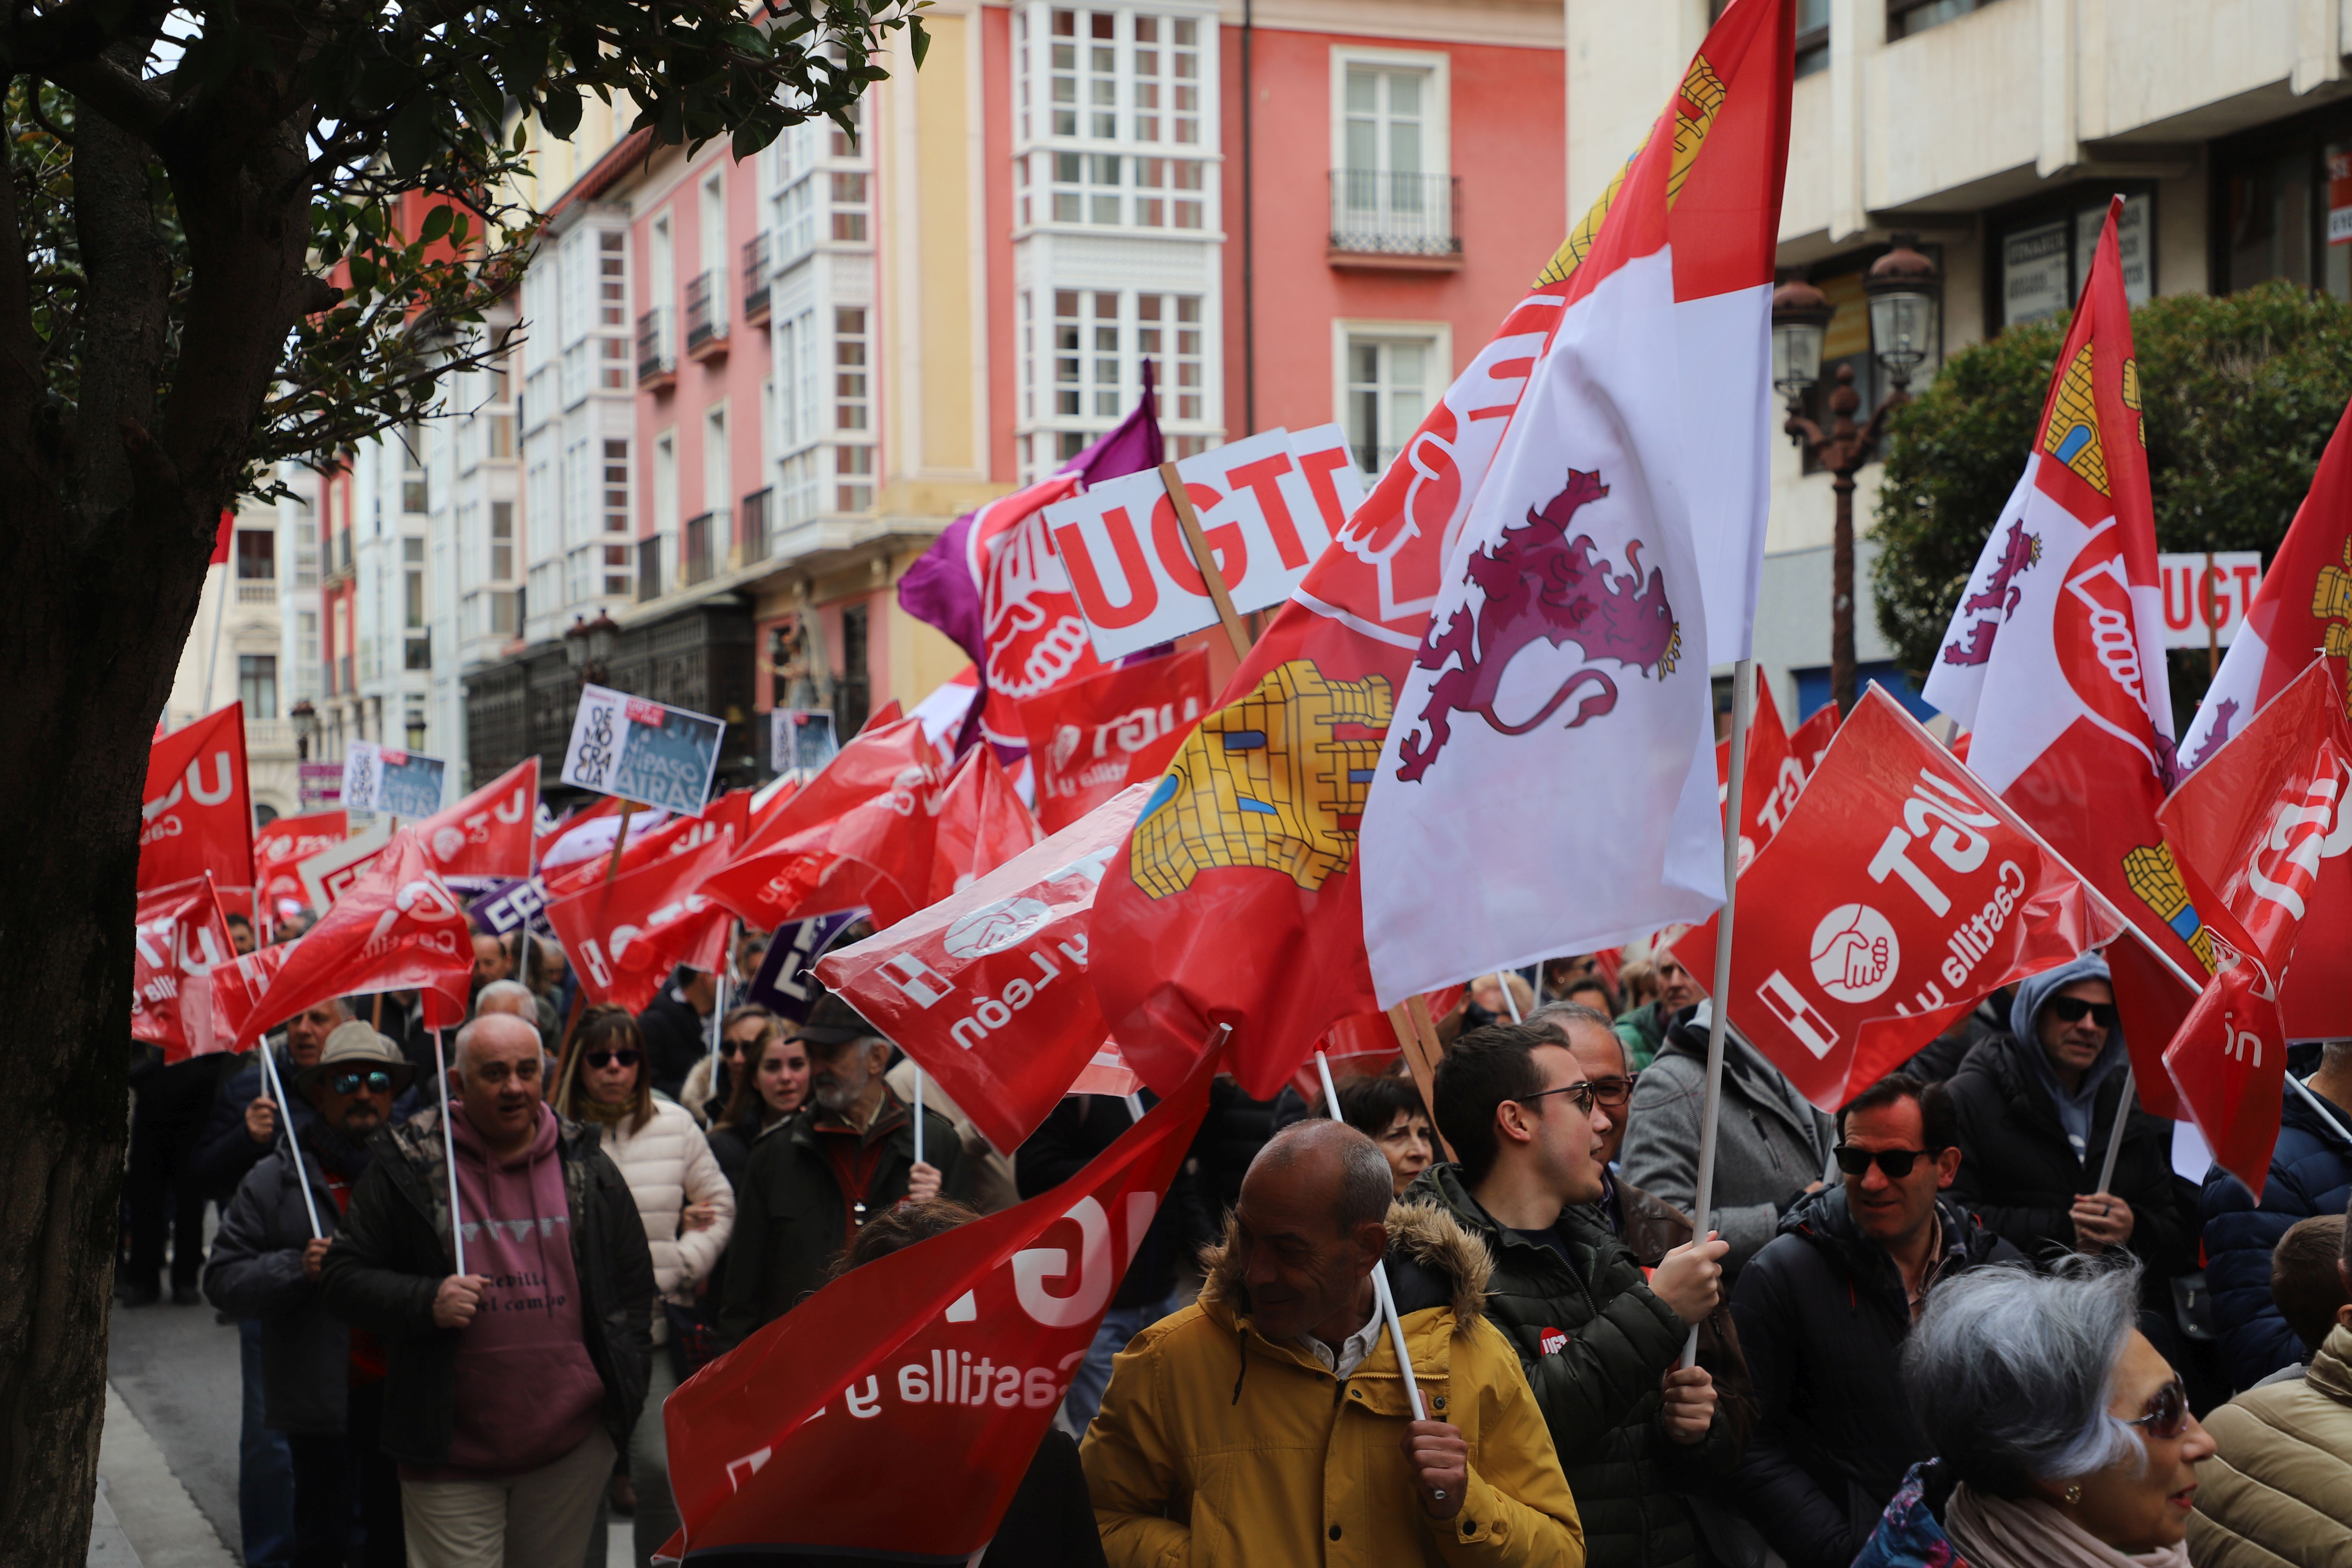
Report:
1331,317,1452,483
1328,46,1450,183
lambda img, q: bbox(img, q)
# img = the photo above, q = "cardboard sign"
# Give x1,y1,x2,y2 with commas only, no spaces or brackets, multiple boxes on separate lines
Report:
2155,551,2265,651
1045,425,1363,661
342,740,448,819
771,708,839,775
562,684,726,816
297,761,343,811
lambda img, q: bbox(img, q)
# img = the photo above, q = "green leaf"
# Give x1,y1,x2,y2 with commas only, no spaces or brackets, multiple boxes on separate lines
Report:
418,205,453,244
386,99,439,180
909,17,929,68
540,86,583,140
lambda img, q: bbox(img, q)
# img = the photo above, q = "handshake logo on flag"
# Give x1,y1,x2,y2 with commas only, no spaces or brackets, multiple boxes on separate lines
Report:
1808,904,1899,1004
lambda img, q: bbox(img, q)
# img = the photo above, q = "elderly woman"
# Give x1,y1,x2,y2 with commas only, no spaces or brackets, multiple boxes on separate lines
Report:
1854,1260,2214,1568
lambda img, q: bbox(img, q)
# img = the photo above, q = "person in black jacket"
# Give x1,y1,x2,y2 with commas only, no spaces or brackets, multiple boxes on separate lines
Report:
1727,1074,2022,1568
189,999,351,1204
637,966,718,1099
124,1044,236,1306
1943,953,2199,1326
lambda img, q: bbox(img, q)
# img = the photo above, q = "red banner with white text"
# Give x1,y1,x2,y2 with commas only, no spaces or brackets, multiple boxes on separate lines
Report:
141,704,254,893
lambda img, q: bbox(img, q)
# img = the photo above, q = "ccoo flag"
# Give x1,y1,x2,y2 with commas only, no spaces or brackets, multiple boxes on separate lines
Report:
1921,197,2208,1112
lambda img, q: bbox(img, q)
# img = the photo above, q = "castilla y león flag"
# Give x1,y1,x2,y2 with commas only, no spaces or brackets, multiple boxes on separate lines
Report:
658,1044,1216,1563
1921,197,2208,1112
1094,0,1796,1097
1674,688,2128,1112
545,827,737,1015
132,875,238,1063
230,831,471,1051
141,703,253,893
817,785,1152,1155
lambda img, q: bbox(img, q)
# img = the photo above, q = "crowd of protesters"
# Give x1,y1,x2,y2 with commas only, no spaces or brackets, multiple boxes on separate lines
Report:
121,915,2352,1568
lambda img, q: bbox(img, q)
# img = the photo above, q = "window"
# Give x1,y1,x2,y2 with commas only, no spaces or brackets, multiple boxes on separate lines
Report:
238,655,277,719
779,449,821,525
1025,287,1210,476
778,311,819,450
599,231,627,328
603,441,630,535
830,173,869,242
1723,0,1828,75
1131,14,1200,145
490,590,519,637
1341,329,1439,479
1332,51,1449,248
1045,10,1199,144
603,544,632,597
1055,289,1121,416
1888,0,2000,41
404,537,426,629
1138,293,1203,421
490,501,514,579
835,308,870,430
1052,153,1123,225
776,176,816,264
234,529,275,580
1135,157,1204,229
836,444,873,513
400,429,427,513
1998,195,2149,326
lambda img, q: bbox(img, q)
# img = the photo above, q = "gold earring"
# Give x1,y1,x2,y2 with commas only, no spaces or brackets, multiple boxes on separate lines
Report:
2063,1484,2083,1505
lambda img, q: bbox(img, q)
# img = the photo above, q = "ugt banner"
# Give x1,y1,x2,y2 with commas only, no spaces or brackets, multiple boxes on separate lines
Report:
141,703,253,893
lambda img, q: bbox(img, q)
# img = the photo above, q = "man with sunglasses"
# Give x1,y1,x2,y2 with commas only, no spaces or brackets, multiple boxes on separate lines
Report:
1409,1019,1733,1568
205,1022,416,1566
1945,953,2200,1329
1725,1074,2020,1568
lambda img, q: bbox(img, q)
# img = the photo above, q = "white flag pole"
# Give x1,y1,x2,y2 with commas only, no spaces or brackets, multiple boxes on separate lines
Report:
911,1065,926,1169
1315,1050,1427,1424
1500,972,1524,1023
2093,1065,2136,1196
434,1027,468,1275
257,1044,325,1240
1684,658,1754,1369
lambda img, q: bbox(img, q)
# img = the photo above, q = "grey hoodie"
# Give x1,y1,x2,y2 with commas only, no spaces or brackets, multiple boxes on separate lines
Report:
2009,952,2129,1162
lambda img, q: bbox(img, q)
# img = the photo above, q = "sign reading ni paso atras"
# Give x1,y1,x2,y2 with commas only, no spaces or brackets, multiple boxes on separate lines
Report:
562,684,726,817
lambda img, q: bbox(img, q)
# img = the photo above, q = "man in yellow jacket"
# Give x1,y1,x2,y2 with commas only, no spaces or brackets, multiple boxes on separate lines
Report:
1081,1119,1586,1566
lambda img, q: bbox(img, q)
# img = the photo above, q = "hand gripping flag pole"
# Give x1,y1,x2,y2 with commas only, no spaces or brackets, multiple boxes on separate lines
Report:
257,1043,325,1241
434,1027,468,1276
1684,658,1754,1369
1313,1050,1428,1427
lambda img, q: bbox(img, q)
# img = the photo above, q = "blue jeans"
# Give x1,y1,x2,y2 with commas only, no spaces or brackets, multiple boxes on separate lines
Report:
1063,1289,1182,1438
239,1320,296,1568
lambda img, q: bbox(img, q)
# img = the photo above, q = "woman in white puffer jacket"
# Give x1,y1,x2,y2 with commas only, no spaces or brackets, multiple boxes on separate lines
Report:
553,1004,733,1568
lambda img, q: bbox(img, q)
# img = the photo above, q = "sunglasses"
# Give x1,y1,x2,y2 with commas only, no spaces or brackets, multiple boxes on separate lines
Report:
721,1037,760,1056
2045,995,2121,1030
1517,1081,1598,1117
1834,1144,1933,1179
2124,1378,2189,1440
329,1069,395,1097
585,1049,642,1070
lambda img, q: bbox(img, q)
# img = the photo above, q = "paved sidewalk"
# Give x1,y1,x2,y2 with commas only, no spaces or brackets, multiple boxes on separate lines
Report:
98,1383,237,1567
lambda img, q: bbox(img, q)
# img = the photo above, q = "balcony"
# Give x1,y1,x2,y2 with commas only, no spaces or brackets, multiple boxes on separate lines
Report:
738,487,772,566
741,234,771,324
683,272,727,360
682,507,730,587
236,581,277,606
637,308,675,387
637,536,663,603
1328,171,1462,271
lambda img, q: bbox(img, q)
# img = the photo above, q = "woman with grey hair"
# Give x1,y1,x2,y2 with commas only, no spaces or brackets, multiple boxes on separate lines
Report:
1852,1260,2215,1567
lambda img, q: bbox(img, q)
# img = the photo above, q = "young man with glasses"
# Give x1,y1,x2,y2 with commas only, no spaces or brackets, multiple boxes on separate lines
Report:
205,1021,418,1566
1724,1073,2020,1568
1407,1019,1733,1568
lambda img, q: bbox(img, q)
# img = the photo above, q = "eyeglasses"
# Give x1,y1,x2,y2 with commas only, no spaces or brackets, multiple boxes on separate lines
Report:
721,1037,760,1057
2045,995,2121,1030
329,1069,394,1097
1586,1074,1638,1110
585,1049,642,1070
1517,1081,1597,1117
1834,1144,1932,1179
2124,1378,2188,1440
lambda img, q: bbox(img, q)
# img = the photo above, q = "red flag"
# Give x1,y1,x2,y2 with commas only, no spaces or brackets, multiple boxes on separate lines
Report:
1674,688,2130,1111
1018,648,1211,834
817,787,1150,1155
411,757,539,880
132,876,238,1063
928,747,1043,903
231,831,472,1051
701,716,947,929
2162,914,2288,1196
1789,700,1840,773
1715,672,1804,872
545,790,748,902
545,829,737,1014
210,942,293,1048
2160,659,2352,1037
659,1044,1217,1562
254,810,348,913
141,704,254,893
210,510,235,566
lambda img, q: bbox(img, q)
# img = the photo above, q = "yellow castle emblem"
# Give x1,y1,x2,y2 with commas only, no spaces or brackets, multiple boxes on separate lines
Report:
2040,345,2145,497
2121,842,2217,974
1129,660,1393,898
1535,54,1724,288
2312,538,2352,716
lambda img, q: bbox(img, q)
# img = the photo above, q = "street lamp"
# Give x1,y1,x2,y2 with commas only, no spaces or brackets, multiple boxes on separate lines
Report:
289,698,319,762
1774,234,1943,715
565,610,620,688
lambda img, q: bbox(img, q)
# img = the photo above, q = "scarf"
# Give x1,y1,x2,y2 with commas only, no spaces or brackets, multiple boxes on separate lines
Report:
574,1095,635,1127
1944,1482,2191,1568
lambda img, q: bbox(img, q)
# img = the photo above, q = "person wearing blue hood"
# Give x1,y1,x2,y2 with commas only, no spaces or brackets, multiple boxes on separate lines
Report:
1943,952,2199,1324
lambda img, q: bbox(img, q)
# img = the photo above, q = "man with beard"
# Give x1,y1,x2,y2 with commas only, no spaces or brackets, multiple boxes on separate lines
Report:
205,1022,415,1566
716,992,969,1344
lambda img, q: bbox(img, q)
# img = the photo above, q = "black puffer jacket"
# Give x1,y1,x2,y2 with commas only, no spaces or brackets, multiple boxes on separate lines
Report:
1726,1188,2020,1568
315,1105,654,1467
1407,1163,1733,1568
1944,1030,2198,1312
202,1130,357,1436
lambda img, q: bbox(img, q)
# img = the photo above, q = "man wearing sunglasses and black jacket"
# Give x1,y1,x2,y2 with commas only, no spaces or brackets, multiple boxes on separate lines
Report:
1724,1073,2020,1568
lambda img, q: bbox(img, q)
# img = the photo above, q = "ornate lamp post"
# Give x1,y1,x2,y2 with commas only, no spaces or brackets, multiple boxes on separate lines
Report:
563,610,620,689
1773,234,1943,714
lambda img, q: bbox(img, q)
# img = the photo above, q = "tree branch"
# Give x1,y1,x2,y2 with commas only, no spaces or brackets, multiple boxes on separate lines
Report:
66,72,172,540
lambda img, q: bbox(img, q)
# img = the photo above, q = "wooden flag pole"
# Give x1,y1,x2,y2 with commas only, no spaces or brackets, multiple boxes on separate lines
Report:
1158,462,1251,660
604,800,637,883
1684,657,1754,1369
1383,1005,1454,1164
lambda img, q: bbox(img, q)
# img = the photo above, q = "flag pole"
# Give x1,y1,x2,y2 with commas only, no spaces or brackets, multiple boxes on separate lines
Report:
2093,1067,2135,1196
911,1064,926,1170
605,801,637,883
433,1026,468,1276
1315,1049,1427,1426
1158,463,1251,661
257,1044,325,1240
1684,658,1753,1369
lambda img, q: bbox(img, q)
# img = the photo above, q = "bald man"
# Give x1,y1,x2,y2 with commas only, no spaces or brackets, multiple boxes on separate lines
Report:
1082,1120,1586,1567
320,1012,654,1568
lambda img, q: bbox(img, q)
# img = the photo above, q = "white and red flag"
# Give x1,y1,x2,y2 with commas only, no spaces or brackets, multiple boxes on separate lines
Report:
927,746,1043,902
657,1043,1216,1563
2162,917,2288,1197
818,786,1150,1155
210,941,293,1048
141,703,254,893
1673,688,2129,1112
1094,0,1796,1095
132,875,238,1063
1921,198,2209,1110
546,829,737,1014
1019,646,1210,833
1789,699,1840,773
230,831,472,1052
253,810,348,915
2180,395,2352,770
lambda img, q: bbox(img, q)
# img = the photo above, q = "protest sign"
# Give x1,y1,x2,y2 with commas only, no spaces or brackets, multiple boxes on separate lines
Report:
745,911,866,1024
563,683,726,817
2154,551,2263,652
1045,425,1361,662
770,709,839,775
297,761,343,811
466,874,551,938
341,739,448,819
